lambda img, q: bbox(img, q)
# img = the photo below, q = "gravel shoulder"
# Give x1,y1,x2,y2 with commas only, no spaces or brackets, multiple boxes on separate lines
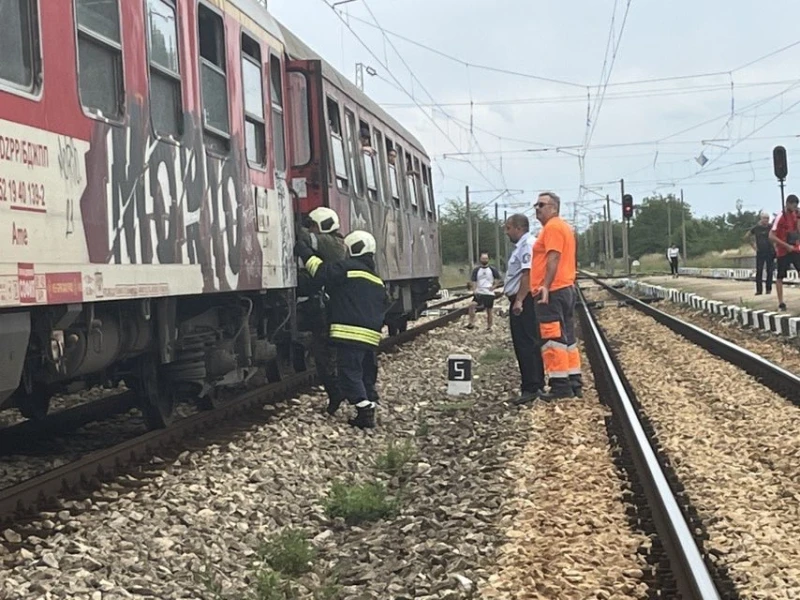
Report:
597,304,800,599
1,315,647,600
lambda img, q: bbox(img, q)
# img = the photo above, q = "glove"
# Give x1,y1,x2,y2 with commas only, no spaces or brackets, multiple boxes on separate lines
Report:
294,239,312,259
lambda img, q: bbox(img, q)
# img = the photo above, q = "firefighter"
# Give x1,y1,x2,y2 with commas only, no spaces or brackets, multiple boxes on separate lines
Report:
296,207,347,411
518,191,582,403
294,230,385,429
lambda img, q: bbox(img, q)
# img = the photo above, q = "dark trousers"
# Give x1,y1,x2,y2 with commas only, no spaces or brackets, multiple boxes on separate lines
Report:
755,252,775,294
508,294,545,393
336,344,378,405
669,257,679,275
299,300,341,403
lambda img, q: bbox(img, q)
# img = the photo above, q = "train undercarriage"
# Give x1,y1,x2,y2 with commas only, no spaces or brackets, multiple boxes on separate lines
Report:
0,276,439,430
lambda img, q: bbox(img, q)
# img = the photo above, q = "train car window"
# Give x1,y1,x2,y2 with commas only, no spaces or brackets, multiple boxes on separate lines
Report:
327,97,348,189
359,121,378,201
288,72,311,167
146,0,182,138
75,0,123,118
344,109,360,197
373,128,385,204
406,152,418,211
198,4,230,141
241,34,265,165
421,162,432,218
427,165,436,219
386,139,400,206
270,55,286,172
0,0,40,92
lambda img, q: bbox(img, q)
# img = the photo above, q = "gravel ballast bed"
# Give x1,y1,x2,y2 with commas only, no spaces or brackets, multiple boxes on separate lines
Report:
2,317,645,599
597,305,800,599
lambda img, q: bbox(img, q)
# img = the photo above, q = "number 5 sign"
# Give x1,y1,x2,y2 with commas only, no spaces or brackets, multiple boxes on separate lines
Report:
447,354,473,395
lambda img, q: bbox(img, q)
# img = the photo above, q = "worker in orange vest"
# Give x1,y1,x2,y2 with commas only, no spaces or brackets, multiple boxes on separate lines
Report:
516,191,581,403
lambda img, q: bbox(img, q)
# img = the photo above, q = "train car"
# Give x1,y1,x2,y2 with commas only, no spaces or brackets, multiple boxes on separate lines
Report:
279,25,441,333
0,0,440,431
0,0,296,429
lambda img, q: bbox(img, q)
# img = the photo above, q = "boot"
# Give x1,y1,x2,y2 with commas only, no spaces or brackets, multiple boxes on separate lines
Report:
348,400,376,429
569,375,584,398
538,378,574,401
326,394,345,416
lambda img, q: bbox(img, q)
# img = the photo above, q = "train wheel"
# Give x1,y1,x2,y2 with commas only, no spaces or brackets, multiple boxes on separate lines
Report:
265,357,286,383
291,342,311,373
18,393,51,421
17,368,51,421
134,355,175,430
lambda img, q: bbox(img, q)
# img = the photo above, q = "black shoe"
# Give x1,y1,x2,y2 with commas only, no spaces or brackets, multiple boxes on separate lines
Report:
465,324,476,330
326,396,344,416
512,390,542,406
538,388,575,402
572,386,583,398
779,302,787,311
755,291,763,296
348,401,376,429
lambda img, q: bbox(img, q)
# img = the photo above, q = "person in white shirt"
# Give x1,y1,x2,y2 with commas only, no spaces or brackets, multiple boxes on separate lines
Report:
667,244,680,277
504,214,545,403
466,252,501,330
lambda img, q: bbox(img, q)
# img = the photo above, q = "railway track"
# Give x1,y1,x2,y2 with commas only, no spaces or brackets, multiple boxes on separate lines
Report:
579,273,800,598
0,306,469,529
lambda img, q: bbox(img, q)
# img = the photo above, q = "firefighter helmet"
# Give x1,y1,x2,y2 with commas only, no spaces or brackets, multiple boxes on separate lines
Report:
344,230,376,257
308,207,340,233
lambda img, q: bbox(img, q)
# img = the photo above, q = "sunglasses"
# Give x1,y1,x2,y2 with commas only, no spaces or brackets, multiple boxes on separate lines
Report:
535,202,552,209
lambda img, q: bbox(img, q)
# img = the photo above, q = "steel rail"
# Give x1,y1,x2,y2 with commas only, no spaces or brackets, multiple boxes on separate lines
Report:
0,306,468,526
576,286,721,600
586,274,800,405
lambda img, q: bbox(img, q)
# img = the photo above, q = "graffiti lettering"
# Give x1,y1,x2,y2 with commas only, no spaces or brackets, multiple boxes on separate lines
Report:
57,136,82,185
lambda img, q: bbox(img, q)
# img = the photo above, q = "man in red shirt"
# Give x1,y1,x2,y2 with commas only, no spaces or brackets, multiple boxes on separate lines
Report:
768,194,800,311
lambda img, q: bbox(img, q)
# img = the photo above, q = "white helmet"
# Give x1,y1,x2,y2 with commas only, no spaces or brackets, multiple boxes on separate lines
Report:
344,230,376,257
308,207,340,233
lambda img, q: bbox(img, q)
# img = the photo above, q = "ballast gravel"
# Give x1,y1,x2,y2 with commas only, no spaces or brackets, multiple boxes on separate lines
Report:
2,312,647,600
597,304,800,599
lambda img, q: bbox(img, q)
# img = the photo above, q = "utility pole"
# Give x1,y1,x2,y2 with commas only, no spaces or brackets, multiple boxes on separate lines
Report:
503,210,510,259
355,63,364,91
475,219,480,260
438,206,443,267
681,188,688,261
466,186,474,267
602,204,609,270
667,196,672,244
606,194,614,275
621,179,629,275
494,203,501,268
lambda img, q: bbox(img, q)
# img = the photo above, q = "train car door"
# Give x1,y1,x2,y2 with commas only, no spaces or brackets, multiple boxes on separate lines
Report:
285,59,325,216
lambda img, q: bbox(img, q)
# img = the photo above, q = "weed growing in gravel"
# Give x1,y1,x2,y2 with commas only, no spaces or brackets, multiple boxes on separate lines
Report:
432,400,475,413
375,438,416,477
325,481,398,524
258,529,316,577
415,421,430,438
253,569,296,600
479,346,512,364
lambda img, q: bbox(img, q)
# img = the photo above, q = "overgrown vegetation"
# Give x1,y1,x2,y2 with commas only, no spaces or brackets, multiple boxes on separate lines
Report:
258,529,316,577
431,399,475,413
479,347,512,365
375,439,416,477
325,480,398,525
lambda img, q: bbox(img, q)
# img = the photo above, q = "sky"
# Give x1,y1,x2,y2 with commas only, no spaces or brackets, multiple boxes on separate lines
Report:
267,0,800,230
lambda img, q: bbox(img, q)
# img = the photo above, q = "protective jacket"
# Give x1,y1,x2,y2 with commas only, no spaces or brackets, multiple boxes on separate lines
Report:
295,242,386,348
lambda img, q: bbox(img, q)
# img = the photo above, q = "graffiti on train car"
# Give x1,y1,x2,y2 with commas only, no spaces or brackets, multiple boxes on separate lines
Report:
79,104,264,294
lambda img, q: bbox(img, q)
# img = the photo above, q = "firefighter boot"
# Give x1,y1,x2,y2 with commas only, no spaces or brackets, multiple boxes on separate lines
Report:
349,400,376,429
326,394,345,416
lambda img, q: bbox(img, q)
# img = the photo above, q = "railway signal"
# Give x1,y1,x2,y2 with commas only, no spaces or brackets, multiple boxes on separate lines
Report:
622,194,634,220
773,145,788,208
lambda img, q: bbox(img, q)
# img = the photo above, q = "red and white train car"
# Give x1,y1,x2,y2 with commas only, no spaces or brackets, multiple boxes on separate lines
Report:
0,0,440,430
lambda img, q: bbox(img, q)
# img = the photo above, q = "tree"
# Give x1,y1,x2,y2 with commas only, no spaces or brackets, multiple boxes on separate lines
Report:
439,199,503,265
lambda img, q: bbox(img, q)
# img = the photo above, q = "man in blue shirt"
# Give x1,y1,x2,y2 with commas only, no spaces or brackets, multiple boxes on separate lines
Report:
505,214,545,404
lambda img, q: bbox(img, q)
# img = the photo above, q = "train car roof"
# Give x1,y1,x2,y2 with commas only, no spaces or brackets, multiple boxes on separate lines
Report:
230,0,285,42
277,22,428,157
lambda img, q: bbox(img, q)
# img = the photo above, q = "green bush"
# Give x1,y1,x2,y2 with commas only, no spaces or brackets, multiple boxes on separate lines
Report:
258,529,316,577
375,439,416,477
325,481,397,525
